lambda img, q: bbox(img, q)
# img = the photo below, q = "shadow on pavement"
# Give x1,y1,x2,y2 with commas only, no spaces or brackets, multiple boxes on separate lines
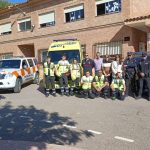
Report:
0,102,93,150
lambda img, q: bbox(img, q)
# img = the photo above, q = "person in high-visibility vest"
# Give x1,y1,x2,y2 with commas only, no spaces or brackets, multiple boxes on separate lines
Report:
111,68,126,100
70,58,81,96
92,70,110,99
57,54,70,96
43,56,56,97
81,70,95,99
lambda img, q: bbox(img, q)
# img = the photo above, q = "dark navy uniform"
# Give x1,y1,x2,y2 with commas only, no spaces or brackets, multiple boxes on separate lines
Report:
137,53,150,101
123,52,137,96
82,58,95,75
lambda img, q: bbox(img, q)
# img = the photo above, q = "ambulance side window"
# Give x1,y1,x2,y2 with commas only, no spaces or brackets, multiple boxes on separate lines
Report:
22,60,28,69
27,59,34,67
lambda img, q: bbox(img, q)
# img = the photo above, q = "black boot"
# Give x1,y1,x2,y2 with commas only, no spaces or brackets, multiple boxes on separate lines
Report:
45,89,49,97
52,89,56,97
60,87,64,96
65,87,70,96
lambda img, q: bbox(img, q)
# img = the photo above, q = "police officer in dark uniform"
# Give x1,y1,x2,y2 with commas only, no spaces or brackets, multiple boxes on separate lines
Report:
82,53,95,76
123,52,137,97
137,52,150,101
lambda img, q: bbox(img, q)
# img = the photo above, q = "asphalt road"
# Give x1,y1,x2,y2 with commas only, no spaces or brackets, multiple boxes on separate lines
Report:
0,83,150,150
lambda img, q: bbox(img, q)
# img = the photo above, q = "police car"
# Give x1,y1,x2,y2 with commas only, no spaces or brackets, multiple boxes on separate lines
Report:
0,57,39,93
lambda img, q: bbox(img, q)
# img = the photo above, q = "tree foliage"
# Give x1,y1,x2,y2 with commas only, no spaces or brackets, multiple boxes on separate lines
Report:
0,0,11,9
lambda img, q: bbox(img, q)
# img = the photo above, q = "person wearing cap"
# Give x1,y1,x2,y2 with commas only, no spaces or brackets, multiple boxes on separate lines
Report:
94,52,103,76
92,70,110,99
81,70,95,99
82,53,95,77
136,52,150,101
70,58,81,96
111,69,126,100
123,52,137,97
57,54,70,96
43,56,56,97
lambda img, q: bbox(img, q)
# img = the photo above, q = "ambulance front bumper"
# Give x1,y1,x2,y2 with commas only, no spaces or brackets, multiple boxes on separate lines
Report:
0,78,16,89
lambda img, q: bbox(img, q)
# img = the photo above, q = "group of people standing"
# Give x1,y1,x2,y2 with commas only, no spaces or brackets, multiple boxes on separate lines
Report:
43,51,150,101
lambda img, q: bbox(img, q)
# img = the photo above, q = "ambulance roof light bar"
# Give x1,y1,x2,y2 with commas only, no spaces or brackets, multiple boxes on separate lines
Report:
53,39,77,42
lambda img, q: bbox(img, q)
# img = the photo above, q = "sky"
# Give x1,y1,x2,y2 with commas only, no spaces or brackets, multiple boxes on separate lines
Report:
8,0,27,4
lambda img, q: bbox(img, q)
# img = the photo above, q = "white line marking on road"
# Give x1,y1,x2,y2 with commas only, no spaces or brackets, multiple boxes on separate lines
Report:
114,136,134,143
63,124,77,129
87,130,102,135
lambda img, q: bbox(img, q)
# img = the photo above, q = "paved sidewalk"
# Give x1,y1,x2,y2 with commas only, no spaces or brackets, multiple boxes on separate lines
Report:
0,140,85,150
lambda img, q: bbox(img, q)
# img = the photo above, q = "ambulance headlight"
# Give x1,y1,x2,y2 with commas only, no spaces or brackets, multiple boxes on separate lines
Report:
4,73,13,79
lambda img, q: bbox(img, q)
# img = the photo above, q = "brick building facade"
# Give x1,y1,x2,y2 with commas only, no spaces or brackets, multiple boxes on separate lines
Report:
0,0,150,62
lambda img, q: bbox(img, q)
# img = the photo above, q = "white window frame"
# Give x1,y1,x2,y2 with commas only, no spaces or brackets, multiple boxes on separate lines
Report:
39,12,55,27
17,18,31,31
96,0,121,16
0,23,11,35
64,4,84,22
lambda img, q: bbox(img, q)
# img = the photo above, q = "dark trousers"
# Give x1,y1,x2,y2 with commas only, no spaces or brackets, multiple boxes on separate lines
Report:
45,75,55,89
93,86,110,97
71,78,80,89
59,74,69,93
59,74,68,88
138,78,150,98
82,89,95,99
125,77,135,96
112,89,125,100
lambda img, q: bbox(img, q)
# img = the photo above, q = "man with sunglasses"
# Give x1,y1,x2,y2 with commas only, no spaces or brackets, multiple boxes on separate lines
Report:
81,53,95,77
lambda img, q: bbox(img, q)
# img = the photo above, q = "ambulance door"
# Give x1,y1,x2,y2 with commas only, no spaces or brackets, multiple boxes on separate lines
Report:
21,59,31,83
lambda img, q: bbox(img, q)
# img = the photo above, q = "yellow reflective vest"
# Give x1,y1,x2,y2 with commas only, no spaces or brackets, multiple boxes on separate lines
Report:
81,76,93,90
70,64,81,80
57,60,70,76
43,62,55,76
94,75,105,88
112,78,124,91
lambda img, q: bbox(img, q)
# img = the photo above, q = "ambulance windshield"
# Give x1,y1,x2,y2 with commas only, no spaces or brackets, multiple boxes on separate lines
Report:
48,50,80,64
0,60,21,69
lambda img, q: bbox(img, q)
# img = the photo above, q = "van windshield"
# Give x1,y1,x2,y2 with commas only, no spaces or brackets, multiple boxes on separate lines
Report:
48,50,80,64
0,60,21,69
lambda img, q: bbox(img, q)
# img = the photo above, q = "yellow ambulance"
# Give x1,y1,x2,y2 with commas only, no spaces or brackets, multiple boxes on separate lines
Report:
47,39,83,88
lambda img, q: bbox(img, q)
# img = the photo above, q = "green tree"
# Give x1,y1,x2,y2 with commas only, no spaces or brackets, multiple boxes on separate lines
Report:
0,0,11,9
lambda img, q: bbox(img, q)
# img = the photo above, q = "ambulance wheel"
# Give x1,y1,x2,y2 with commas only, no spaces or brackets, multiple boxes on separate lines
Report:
33,72,39,85
14,78,21,93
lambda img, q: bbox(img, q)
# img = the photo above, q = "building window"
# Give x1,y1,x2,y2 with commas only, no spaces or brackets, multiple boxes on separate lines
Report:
96,0,121,16
0,23,11,35
39,12,55,28
64,5,84,23
41,50,47,62
95,41,122,56
18,18,31,31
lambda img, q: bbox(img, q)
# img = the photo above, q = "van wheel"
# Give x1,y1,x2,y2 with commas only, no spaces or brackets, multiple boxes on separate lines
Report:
14,78,21,93
33,72,39,85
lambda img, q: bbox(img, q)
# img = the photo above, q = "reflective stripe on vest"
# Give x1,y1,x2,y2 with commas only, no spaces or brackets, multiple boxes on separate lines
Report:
82,76,93,90
95,75,105,88
70,64,81,78
43,62,55,76
113,79,124,90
